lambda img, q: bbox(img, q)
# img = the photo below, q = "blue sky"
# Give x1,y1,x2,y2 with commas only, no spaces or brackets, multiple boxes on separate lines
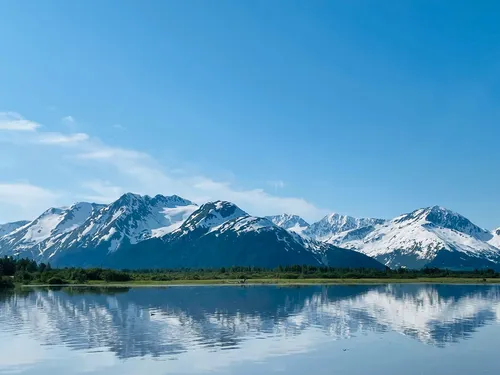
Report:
1,1,499,228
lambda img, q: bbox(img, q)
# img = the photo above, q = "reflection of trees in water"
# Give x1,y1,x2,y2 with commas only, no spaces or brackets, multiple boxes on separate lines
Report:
1,284,499,359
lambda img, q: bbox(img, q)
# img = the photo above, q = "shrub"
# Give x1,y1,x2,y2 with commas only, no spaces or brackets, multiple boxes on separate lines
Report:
48,277,65,285
151,274,173,281
0,276,14,289
14,271,33,283
102,270,132,282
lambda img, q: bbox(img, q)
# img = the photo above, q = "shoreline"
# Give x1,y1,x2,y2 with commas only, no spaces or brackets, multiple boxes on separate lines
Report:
21,277,500,287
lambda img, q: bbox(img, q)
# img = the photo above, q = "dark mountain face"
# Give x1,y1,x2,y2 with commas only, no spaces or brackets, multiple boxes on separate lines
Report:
109,228,320,269
50,202,385,270
102,218,385,270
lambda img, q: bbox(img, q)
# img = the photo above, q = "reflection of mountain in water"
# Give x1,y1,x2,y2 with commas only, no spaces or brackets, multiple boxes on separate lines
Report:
1,284,499,359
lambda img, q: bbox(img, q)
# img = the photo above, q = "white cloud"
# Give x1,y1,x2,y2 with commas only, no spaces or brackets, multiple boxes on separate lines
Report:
0,183,59,222
37,132,89,145
61,115,78,131
112,124,125,130
75,147,147,161
62,115,75,124
81,180,124,203
0,111,329,222
0,112,41,131
188,177,324,219
268,180,285,190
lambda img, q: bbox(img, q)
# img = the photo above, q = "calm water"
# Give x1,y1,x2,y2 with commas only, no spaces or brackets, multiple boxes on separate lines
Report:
1,284,500,374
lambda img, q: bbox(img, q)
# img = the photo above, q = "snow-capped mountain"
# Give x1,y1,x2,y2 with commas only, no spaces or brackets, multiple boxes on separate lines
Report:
0,195,383,270
266,214,310,235
0,194,198,262
178,200,247,234
0,202,105,259
2,194,499,271
105,201,384,270
303,213,385,241
55,193,198,253
327,206,500,270
0,220,29,238
490,228,500,248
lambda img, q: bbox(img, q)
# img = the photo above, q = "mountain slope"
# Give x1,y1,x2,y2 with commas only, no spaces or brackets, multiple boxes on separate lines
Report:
44,194,198,261
0,203,105,259
489,228,500,248
328,206,500,270
69,201,386,270
265,214,309,235
304,213,385,241
0,194,198,263
0,220,29,238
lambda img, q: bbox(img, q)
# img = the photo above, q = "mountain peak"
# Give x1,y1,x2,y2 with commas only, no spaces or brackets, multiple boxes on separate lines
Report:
394,205,491,241
150,194,195,207
177,201,247,234
266,214,309,235
267,213,309,225
40,207,66,217
117,192,144,203
305,213,385,241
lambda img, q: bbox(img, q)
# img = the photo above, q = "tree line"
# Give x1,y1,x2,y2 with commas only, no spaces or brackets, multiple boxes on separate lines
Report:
1,256,499,288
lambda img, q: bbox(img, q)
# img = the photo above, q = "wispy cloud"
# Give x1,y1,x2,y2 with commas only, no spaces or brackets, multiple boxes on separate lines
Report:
112,123,125,130
0,112,328,222
75,147,147,161
0,112,41,132
81,180,124,203
61,115,78,131
37,132,89,145
268,180,285,190
0,182,59,222
61,115,75,124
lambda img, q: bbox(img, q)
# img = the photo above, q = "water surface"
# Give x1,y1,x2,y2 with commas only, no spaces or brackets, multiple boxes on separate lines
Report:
1,284,499,374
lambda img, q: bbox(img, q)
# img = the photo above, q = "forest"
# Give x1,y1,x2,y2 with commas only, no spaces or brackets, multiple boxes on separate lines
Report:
1,256,499,289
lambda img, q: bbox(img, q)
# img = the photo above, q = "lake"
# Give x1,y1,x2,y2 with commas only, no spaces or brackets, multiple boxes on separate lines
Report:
1,284,499,374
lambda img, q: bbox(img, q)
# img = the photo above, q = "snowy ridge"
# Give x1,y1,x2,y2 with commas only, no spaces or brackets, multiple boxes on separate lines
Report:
0,194,197,257
1,194,499,271
175,201,247,236
304,213,385,241
490,228,500,248
217,216,275,235
266,214,309,235
0,202,105,258
62,193,198,252
0,220,29,238
327,206,500,269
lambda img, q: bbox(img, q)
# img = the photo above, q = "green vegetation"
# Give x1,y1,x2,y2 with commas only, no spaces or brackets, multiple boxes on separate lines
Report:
1,256,500,288
0,276,14,289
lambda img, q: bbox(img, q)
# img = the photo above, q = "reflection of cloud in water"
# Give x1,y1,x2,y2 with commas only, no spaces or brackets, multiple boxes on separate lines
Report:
1,284,500,361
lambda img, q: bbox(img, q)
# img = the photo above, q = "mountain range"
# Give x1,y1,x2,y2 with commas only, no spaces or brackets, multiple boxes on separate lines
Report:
0,194,383,270
269,206,500,270
1,192,499,270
